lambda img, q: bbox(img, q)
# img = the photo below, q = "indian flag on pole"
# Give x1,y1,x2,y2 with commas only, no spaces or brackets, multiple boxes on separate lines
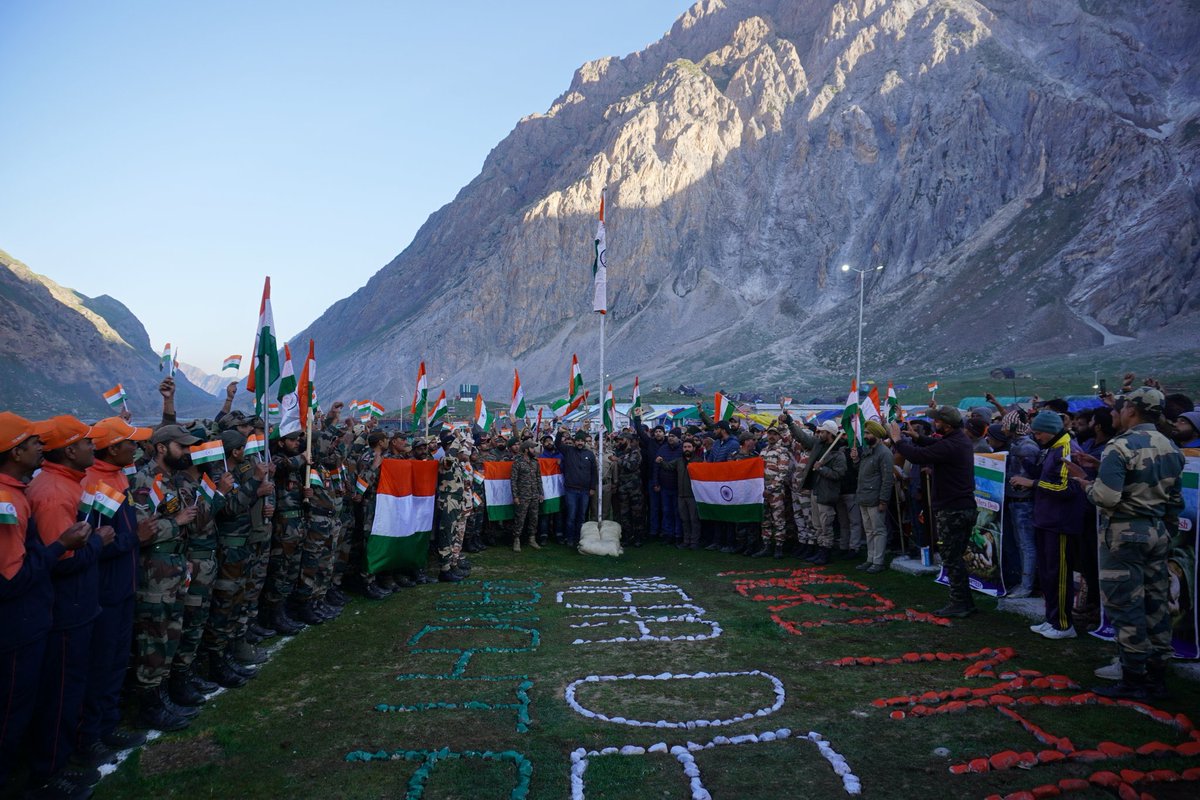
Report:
687,458,764,522
630,376,642,418
569,354,583,399
274,343,301,438
78,486,95,518
244,434,266,457
222,355,242,371
602,383,615,433
510,370,526,419
474,395,494,432
246,277,280,418
367,460,437,573
927,381,939,394
592,192,607,314
189,440,225,466
200,473,219,504
483,461,514,521
411,362,428,421
92,482,124,519
863,384,882,423
148,475,166,512
102,384,127,410
539,458,563,513
715,392,734,422
368,400,384,419
428,390,447,426
841,380,864,446
159,343,171,372
886,382,903,423
170,348,179,378
298,339,317,423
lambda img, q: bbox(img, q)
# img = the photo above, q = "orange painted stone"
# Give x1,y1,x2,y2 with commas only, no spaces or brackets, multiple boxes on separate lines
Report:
1175,741,1200,757
1098,741,1135,758
990,751,1022,770
1089,771,1123,787
1037,750,1066,764
1071,749,1108,762
1119,769,1145,783
968,757,990,773
889,710,906,720
1134,741,1173,757
1029,785,1061,799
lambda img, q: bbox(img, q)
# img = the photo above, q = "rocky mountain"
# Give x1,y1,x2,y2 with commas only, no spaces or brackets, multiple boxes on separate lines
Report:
297,0,1199,404
178,362,233,398
0,249,219,420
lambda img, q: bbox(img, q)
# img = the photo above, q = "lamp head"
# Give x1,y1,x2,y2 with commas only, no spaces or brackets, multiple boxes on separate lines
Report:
840,264,850,273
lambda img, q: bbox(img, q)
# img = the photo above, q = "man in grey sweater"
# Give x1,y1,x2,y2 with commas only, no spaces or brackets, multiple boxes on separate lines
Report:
855,421,896,573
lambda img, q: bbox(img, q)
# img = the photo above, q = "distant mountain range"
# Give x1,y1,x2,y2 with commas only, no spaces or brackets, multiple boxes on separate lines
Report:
292,0,1198,404
0,249,224,420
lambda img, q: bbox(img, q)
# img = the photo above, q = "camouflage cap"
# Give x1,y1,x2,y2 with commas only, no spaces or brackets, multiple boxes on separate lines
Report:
218,411,253,431
220,430,247,451
929,405,964,428
1123,386,1164,414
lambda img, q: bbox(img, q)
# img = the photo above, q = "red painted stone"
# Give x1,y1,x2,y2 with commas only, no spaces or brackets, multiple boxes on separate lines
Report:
1098,741,1135,758
1134,741,1173,757
1037,750,1066,764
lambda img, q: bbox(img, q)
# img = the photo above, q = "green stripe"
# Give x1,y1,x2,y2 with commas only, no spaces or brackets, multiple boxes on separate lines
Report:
487,504,514,522
975,466,1005,482
695,501,762,523
540,497,561,514
366,531,430,574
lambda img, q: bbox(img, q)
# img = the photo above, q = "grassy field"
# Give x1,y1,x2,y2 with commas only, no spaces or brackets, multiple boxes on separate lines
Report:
96,544,1200,800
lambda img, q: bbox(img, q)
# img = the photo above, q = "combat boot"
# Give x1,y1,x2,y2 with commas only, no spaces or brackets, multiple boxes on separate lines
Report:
207,651,248,689
233,638,269,665
224,652,259,679
188,668,219,695
1146,661,1171,700
808,546,830,565
773,544,785,559
750,542,773,558
168,670,205,707
363,581,389,600
158,684,200,719
325,586,348,606
271,603,305,635
1093,669,1150,700
292,600,326,626
512,538,521,552
438,569,463,583
248,618,277,641
135,687,190,732
527,537,541,550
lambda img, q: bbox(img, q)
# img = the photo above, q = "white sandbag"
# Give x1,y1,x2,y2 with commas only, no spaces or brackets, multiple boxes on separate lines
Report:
578,520,623,557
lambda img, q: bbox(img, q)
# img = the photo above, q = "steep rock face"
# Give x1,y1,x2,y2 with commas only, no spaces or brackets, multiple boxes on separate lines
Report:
0,250,216,419
296,0,1200,403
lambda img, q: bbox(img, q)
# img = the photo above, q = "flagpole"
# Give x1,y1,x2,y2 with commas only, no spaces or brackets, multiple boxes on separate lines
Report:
596,313,605,525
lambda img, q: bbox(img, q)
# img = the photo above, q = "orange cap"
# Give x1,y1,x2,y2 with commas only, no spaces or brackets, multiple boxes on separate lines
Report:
0,412,35,452
36,415,94,451
91,417,153,449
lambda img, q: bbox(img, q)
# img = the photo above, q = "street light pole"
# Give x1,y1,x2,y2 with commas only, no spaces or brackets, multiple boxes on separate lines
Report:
841,263,884,393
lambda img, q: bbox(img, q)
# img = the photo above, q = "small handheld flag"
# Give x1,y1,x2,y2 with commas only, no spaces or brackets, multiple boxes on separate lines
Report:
927,381,939,394
244,434,266,457
160,343,171,372
428,390,447,426
102,384,127,411
0,490,17,525
148,475,166,512
715,392,734,422
308,468,325,489
199,473,219,503
222,355,243,371
355,475,370,495
510,370,526,420
411,362,428,421
189,441,226,466
92,482,124,519
630,376,642,418
78,486,96,518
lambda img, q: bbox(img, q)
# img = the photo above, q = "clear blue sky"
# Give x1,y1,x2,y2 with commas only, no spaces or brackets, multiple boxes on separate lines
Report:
0,0,693,374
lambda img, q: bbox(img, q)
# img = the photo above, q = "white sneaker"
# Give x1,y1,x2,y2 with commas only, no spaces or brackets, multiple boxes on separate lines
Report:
1029,622,1052,633
1094,657,1122,680
1039,626,1077,640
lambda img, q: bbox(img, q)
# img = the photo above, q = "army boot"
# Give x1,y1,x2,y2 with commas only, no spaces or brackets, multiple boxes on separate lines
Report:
207,651,248,689
168,669,205,708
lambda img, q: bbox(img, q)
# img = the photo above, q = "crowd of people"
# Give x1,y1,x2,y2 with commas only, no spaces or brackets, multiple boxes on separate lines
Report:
1,373,1195,800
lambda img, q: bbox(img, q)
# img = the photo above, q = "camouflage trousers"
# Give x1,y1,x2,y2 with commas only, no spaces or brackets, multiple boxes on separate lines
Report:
616,484,645,541
239,538,271,633
937,508,978,607
437,507,465,572
762,488,789,545
791,489,815,544
1099,518,1173,674
173,553,217,673
204,540,251,655
809,501,838,549
267,516,307,605
318,519,342,592
513,501,539,545
134,552,186,688
295,512,334,602
334,510,355,584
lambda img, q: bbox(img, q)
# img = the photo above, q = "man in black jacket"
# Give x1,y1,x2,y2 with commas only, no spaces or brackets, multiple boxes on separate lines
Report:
889,407,977,618
559,432,598,546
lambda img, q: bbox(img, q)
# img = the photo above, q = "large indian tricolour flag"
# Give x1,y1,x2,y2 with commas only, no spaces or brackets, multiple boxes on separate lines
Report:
539,458,563,513
367,460,438,573
687,457,764,522
483,461,515,521
483,458,563,519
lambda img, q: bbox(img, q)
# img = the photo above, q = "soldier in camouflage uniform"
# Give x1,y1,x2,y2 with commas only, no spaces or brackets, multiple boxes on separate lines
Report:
202,430,270,688
266,430,310,634
1082,387,1185,699
756,427,793,558
241,420,278,645
321,420,352,607
436,443,470,580
291,425,339,626
613,432,645,546
788,428,816,557
167,445,235,708
463,447,487,553
353,431,388,598
510,441,543,552
128,424,202,731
